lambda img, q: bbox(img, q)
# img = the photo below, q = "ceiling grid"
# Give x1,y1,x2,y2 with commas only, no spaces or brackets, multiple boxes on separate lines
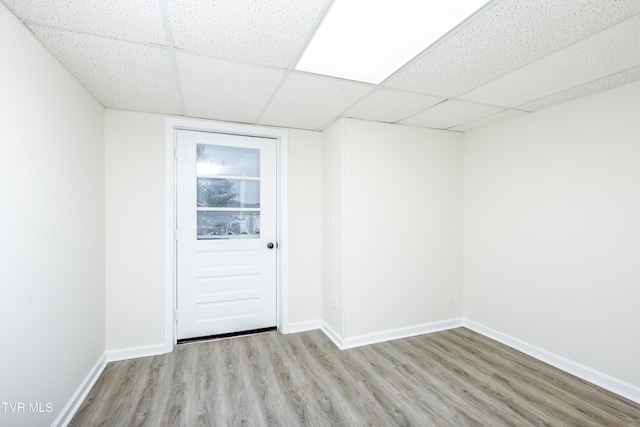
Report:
4,0,640,132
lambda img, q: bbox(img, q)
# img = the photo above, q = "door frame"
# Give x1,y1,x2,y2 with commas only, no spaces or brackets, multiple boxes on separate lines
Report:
164,117,289,352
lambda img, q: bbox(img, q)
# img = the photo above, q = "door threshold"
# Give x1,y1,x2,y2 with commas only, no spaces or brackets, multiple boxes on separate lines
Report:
177,326,277,345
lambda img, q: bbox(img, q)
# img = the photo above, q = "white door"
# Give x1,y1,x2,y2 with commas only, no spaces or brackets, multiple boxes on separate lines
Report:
176,129,277,340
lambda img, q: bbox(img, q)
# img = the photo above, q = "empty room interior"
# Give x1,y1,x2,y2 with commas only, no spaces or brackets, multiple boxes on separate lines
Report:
1,0,640,425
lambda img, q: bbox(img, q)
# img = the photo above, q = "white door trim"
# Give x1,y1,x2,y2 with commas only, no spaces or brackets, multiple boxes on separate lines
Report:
164,117,289,353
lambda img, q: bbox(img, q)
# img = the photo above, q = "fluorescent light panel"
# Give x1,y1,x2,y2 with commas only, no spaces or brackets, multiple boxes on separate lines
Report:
296,0,489,84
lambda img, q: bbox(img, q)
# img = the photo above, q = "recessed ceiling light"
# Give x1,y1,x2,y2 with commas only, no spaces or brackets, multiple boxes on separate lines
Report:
296,0,490,84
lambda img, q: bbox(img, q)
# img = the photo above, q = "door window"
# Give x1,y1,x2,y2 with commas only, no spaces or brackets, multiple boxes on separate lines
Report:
196,144,261,239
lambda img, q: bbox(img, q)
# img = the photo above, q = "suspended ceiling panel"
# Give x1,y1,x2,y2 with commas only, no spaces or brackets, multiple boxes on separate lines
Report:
398,100,504,130
29,25,182,115
166,0,328,68
345,89,445,124
460,14,640,107
384,0,640,98
449,109,528,132
258,72,372,131
177,52,286,124
4,0,167,44
5,0,640,132
518,65,640,112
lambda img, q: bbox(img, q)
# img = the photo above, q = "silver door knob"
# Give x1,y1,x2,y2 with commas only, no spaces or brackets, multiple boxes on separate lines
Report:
267,242,275,249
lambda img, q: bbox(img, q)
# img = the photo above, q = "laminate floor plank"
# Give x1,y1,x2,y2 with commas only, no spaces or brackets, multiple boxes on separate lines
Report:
291,333,402,426
390,337,510,425
447,328,640,426
371,340,505,426
430,330,602,426
424,332,573,426
271,334,363,426
69,328,640,426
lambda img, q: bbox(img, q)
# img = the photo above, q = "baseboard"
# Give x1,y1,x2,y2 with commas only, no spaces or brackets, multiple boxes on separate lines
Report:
463,318,640,405
286,319,321,334
341,318,464,349
320,321,345,349
53,352,107,427
321,318,464,350
106,343,167,362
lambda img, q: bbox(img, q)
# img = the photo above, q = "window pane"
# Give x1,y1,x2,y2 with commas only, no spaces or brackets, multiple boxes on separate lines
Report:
197,211,260,239
197,144,259,177
197,178,260,208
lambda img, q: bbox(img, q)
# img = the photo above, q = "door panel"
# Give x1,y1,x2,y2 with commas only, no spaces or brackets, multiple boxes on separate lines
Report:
176,130,277,340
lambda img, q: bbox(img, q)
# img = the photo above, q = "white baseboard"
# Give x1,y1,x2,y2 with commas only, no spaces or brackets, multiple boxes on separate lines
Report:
53,352,107,427
53,344,167,426
286,319,321,334
320,321,344,349
106,343,167,362
53,319,639,427
463,318,640,405
321,318,464,350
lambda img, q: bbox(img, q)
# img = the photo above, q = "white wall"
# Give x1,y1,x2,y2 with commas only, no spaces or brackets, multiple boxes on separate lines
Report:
464,80,640,388
0,4,105,427
321,119,346,336
284,129,323,325
344,120,464,338
104,110,323,350
105,110,166,351
322,119,464,342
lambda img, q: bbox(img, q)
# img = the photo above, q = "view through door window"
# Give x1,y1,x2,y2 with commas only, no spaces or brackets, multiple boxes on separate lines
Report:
196,144,261,239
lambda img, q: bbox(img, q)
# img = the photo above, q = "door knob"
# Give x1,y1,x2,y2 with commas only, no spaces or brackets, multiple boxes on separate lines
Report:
267,242,275,249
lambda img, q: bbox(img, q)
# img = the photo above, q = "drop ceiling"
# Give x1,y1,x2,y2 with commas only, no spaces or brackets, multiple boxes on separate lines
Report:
4,0,640,132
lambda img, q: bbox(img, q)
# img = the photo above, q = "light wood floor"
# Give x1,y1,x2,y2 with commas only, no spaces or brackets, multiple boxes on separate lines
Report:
70,328,640,426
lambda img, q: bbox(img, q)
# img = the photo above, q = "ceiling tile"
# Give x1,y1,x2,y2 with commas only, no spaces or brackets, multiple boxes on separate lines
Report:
385,0,640,97
29,26,183,115
518,66,640,112
344,88,444,124
6,0,166,44
258,72,373,131
177,52,285,124
398,100,503,130
6,0,640,133
167,0,328,68
458,15,640,107
449,109,528,132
